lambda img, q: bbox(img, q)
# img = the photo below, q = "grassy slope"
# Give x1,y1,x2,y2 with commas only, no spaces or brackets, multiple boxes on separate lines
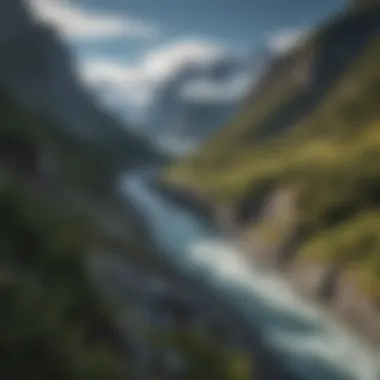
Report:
165,13,380,300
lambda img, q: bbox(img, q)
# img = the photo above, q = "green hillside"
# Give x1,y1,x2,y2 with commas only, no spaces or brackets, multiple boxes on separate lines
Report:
165,9,380,301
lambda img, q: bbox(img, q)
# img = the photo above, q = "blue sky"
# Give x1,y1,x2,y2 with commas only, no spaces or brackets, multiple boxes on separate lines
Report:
28,0,347,121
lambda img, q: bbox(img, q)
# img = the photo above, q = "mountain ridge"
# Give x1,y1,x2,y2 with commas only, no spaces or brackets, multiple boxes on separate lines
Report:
0,0,164,174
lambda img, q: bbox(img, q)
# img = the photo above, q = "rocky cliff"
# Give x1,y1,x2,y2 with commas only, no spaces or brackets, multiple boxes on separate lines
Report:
0,0,163,171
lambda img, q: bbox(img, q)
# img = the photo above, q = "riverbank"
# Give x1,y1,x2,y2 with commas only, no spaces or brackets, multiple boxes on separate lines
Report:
127,170,380,380
157,179,380,353
152,176,215,224
124,172,316,380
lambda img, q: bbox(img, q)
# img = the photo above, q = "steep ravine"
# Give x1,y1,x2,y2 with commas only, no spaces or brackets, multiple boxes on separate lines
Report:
132,170,379,380
88,251,303,380
157,179,380,349
237,187,380,349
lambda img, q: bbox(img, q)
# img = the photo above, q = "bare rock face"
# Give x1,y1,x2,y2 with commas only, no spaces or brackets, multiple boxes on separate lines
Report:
333,274,380,345
287,259,332,298
0,25,100,138
0,0,163,169
0,0,32,45
287,260,380,345
0,0,106,139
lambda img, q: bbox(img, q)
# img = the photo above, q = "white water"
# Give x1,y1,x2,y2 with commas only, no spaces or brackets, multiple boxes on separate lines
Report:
122,170,380,380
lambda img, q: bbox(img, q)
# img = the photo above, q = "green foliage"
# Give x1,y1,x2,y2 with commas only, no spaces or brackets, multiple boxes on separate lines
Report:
153,326,255,380
0,179,126,380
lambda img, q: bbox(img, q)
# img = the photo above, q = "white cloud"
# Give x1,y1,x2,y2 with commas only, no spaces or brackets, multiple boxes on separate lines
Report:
78,29,310,122
81,60,144,87
180,73,252,103
141,39,227,82
79,38,228,110
268,28,308,55
27,0,158,40
79,59,152,107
